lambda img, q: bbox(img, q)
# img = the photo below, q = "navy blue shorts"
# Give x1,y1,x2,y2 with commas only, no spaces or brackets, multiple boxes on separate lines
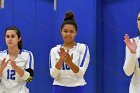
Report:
52,85,85,93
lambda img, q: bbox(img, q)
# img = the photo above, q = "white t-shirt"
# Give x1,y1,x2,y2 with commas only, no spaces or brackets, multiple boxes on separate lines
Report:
123,36,140,93
49,43,90,87
0,49,34,93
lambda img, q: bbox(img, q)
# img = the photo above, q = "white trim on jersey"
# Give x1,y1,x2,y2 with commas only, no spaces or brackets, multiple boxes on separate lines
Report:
49,43,90,87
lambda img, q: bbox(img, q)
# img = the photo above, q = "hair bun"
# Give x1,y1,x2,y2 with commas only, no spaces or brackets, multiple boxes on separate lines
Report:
64,11,75,21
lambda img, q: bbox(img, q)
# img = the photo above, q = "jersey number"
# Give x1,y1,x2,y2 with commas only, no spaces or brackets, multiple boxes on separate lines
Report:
62,63,70,70
139,58,140,68
7,69,16,80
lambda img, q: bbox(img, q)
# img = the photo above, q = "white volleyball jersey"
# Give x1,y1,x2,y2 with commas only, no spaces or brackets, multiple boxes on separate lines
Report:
123,36,140,93
49,43,90,87
0,49,34,93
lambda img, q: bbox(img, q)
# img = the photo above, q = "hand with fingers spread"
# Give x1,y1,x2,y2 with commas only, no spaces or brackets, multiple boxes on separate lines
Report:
58,48,67,61
0,58,9,77
124,34,137,54
63,51,73,65
0,58,9,70
55,48,67,70
58,48,73,64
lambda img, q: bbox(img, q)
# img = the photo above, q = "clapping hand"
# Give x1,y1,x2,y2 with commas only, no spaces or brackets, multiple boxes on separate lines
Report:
124,34,137,54
0,58,9,70
58,48,67,61
58,48,73,64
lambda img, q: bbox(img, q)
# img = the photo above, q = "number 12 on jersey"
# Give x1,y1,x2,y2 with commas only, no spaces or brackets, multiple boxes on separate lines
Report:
7,69,16,80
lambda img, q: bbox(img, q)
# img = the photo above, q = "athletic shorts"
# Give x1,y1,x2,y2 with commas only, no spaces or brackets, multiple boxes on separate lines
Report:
52,85,85,93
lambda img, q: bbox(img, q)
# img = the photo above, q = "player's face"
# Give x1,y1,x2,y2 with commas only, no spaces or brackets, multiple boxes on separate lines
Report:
5,30,21,49
137,13,140,31
61,24,77,44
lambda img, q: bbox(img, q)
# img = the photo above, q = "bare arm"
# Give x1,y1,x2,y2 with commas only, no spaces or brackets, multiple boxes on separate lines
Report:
10,61,24,77
0,58,9,77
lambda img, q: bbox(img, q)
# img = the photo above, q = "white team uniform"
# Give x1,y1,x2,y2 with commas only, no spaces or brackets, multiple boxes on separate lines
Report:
123,36,140,93
0,79,3,93
0,49,34,93
49,43,90,87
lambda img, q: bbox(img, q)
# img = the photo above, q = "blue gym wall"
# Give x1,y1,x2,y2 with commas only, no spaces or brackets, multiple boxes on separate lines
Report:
0,0,140,93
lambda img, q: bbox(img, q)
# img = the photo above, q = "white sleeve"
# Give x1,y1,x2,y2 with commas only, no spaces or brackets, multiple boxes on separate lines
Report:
20,51,34,81
26,51,34,70
21,70,30,80
123,46,137,76
49,48,61,78
76,44,90,78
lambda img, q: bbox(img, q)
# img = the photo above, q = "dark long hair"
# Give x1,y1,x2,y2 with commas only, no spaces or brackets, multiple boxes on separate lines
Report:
61,11,78,31
137,12,140,35
5,26,22,50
